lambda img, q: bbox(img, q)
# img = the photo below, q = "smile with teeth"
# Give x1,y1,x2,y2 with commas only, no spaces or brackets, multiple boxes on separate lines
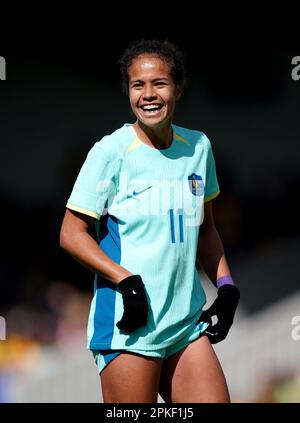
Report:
140,104,163,112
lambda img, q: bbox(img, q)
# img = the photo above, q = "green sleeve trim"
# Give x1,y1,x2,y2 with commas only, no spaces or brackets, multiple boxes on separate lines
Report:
66,203,100,220
204,190,220,203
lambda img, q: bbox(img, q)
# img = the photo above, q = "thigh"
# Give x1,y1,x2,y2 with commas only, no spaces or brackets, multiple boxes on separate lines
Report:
100,352,163,403
159,335,230,403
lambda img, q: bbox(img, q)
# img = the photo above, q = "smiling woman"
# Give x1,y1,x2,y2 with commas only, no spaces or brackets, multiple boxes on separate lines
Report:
120,40,185,150
128,54,180,149
60,39,240,403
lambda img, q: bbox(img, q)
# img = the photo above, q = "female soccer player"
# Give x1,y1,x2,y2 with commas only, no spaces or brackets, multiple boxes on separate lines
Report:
60,39,240,403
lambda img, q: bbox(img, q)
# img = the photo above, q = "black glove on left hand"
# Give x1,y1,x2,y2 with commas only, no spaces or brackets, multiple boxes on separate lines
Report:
200,284,240,344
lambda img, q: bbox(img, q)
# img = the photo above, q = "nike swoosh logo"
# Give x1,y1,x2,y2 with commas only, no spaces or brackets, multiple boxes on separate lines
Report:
133,186,152,196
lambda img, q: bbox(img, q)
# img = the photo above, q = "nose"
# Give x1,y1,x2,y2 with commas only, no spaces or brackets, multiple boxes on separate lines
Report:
142,84,157,101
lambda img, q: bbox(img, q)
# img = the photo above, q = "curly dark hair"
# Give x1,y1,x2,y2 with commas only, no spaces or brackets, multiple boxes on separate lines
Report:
118,39,186,95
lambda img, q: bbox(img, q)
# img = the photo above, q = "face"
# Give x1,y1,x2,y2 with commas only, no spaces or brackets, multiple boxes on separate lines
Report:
128,54,181,130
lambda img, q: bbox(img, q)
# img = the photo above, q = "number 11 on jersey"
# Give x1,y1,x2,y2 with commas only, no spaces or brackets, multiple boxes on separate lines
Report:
168,208,184,243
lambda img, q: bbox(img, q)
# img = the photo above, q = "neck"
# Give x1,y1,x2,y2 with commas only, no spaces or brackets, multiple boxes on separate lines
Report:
133,121,173,149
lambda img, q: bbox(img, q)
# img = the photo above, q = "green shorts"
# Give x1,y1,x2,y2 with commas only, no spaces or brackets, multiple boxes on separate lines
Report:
92,320,209,374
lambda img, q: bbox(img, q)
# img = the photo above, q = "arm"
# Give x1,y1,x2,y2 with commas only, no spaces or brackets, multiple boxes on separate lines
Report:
197,200,240,343
196,200,231,284
60,208,133,284
60,209,148,333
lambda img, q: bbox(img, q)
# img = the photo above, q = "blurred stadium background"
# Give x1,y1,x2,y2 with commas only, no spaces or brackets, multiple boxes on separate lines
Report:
1,11,300,402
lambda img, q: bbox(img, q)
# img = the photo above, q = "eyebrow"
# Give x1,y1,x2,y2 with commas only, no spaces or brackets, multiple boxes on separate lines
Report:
130,77,169,84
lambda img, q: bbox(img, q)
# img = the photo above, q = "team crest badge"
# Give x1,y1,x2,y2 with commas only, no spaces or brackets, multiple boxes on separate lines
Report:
188,173,204,196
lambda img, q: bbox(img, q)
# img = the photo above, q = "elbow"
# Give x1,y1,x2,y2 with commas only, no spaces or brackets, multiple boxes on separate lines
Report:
60,227,71,252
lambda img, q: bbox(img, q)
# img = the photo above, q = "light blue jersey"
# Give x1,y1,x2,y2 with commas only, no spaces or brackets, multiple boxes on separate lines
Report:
67,123,220,351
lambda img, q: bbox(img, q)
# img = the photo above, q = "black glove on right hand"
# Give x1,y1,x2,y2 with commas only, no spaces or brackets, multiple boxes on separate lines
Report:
116,275,148,334
200,284,240,344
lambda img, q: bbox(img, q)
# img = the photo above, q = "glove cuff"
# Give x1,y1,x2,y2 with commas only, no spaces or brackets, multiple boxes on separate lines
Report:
218,284,240,300
118,275,144,293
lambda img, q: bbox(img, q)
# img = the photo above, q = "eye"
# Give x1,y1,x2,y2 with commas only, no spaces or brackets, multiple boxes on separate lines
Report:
131,82,143,89
155,81,167,87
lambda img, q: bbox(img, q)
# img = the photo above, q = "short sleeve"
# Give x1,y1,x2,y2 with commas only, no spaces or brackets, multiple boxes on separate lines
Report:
66,143,117,220
204,138,220,202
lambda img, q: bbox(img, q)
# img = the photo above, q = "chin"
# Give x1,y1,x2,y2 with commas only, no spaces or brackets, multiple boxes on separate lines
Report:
139,115,168,129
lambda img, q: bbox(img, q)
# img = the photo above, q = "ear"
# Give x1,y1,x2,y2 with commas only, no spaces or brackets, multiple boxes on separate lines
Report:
175,87,183,101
